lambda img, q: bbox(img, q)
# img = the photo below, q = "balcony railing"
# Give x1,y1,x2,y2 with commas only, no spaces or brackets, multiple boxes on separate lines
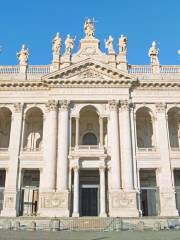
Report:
171,147,180,151
0,148,8,151
23,147,41,152
71,145,100,151
137,147,156,152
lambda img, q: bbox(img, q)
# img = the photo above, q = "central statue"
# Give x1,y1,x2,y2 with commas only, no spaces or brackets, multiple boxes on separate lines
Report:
84,18,95,38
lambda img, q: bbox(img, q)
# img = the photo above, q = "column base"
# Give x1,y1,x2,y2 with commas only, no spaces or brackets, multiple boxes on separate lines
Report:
109,190,139,217
39,190,70,217
159,189,179,217
99,212,107,217
72,212,79,217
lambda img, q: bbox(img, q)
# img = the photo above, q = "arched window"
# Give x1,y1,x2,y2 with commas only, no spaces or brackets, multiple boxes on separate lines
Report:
0,107,12,149
136,107,154,148
83,132,97,145
168,107,180,148
23,107,43,151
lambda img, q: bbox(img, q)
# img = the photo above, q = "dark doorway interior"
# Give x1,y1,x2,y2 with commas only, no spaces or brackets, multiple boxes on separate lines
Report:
79,170,99,216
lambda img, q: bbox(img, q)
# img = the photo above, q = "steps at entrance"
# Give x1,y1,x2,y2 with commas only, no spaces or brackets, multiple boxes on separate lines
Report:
0,217,180,231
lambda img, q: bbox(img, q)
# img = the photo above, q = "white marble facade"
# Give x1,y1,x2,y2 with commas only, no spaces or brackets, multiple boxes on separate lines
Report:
0,20,180,218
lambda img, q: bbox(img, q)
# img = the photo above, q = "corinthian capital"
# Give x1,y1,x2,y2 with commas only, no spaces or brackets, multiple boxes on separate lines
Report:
46,100,58,111
120,100,130,111
108,100,119,111
156,103,166,113
14,102,23,113
59,100,70,111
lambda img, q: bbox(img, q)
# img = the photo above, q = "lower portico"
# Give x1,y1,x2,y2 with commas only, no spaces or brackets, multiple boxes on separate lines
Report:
70,157,107,217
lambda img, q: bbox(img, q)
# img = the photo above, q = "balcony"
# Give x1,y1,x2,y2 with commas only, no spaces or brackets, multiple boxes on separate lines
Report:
69,145,106,157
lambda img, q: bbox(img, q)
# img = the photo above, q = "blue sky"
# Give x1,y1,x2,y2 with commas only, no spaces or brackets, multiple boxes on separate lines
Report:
0,0,180,65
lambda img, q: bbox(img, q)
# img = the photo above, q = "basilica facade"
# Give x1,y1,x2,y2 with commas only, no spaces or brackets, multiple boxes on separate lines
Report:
0,20,180,218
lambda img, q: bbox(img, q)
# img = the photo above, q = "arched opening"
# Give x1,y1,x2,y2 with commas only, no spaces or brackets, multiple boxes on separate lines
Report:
82,132,97,145
168,107,180,149
79,106,99,145
23,107,43,151
136,107,154,148
0,107,12,149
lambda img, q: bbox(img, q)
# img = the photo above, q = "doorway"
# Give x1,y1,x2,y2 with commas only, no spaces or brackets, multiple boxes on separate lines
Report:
79,170,99,216
20,169,40,216
139,169,159,216
81,185,99,216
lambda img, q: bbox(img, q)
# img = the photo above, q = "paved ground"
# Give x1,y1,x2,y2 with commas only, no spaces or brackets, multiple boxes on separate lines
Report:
0,230,180,240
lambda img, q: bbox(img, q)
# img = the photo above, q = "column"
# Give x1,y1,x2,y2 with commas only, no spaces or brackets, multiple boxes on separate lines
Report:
75,117,79,146
99,166,107,217
99,117,104,146
119,100,133,189
1,103,23,217
72,166,79,217
156,103,178,216
108,100,121,189
40,100,57,193
57,100,69,190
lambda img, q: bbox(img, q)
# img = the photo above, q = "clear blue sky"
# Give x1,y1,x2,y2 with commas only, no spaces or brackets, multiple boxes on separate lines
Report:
0,0,180,65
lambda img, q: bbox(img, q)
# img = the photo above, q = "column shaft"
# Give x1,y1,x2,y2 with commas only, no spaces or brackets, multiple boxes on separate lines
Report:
57,101,69,190
41,101,57,190
119,101,133,189
99,117,104,146
72,167,79,217
156,103,178,216
1,103,23,217
75,117,79,146
99,167,107,217
109,101,121,189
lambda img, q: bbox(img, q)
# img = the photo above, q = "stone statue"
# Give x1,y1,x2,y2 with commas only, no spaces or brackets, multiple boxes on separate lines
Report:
105,36,115,54
148,41,159,65
16,44,29,65
65,34,75,55
52,32,62,55
119,35,127,54
84,18,95,38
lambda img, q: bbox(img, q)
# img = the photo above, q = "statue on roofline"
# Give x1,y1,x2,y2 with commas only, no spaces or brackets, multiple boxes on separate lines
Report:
16,44,29,65
84,18,95,38
65,34,75,55
105,35,115,54
119,34,127,54
148,41,159,65
52,32,62,55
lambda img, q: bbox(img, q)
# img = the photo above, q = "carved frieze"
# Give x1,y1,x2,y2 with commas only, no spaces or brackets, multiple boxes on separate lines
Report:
40,192,68,209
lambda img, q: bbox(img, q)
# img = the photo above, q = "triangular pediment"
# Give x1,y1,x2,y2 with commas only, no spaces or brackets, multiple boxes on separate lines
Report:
42,59,137,87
